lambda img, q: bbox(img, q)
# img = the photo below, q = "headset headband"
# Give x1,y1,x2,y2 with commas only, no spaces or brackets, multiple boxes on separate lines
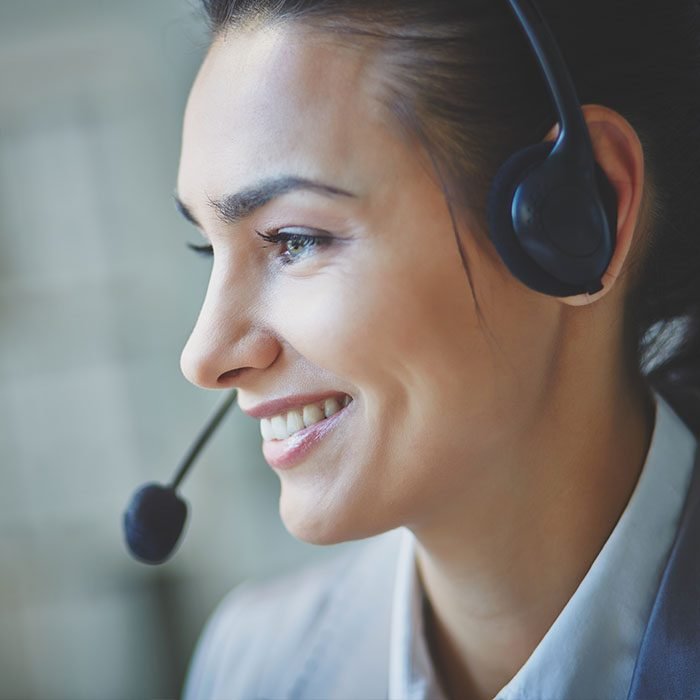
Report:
507,0,594,173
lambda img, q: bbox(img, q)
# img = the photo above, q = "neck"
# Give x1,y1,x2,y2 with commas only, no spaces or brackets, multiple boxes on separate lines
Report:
411,376,656,700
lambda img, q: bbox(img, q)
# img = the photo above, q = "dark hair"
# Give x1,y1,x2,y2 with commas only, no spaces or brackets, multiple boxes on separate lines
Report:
199,0,700,436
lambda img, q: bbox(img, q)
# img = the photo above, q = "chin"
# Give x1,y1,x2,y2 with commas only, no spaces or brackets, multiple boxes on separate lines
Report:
278,487,395,547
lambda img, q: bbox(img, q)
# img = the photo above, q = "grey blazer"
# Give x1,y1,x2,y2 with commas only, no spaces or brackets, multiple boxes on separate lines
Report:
182,528,404,699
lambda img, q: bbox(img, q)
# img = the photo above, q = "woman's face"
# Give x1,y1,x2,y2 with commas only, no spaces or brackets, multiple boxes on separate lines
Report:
176,25,559,543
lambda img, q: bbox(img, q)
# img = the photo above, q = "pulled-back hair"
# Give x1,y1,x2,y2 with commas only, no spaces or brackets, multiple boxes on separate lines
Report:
199,0,700,435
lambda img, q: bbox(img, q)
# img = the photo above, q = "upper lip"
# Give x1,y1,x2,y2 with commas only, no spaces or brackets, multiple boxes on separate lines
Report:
239,391,351,420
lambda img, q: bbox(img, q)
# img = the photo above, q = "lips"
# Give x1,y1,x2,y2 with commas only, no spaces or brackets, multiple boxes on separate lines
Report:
260,397,354,470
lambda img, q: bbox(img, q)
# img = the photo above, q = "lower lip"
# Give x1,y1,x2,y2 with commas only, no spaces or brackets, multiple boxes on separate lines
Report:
261,402,353,470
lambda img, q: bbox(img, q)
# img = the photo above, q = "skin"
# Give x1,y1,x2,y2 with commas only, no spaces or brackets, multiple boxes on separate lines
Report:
177,23,655,700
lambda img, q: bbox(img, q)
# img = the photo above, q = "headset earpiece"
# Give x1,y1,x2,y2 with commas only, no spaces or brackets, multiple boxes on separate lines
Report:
486,0,621,298
486,139,618,297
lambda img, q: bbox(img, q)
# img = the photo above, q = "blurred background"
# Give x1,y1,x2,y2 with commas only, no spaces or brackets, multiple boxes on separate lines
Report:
0,1,358,697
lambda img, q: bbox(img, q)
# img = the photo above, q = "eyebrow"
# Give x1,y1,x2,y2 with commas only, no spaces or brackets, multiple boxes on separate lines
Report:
174,176,357,228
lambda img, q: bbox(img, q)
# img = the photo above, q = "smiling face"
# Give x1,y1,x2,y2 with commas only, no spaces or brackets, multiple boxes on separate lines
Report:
176,24,563,544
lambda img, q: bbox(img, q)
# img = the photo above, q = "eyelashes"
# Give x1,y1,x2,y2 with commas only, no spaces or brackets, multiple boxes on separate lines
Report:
255,228,331,265
187,228,332,265
187,242,214,257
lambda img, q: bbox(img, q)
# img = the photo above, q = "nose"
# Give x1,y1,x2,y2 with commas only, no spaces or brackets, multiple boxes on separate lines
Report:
180,269,281,389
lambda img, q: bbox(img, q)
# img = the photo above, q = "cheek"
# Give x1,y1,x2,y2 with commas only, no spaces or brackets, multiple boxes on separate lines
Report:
266,266,397,381
265,245,487,395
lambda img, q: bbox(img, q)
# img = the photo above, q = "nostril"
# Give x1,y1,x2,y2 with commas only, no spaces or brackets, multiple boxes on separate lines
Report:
217,368,245,385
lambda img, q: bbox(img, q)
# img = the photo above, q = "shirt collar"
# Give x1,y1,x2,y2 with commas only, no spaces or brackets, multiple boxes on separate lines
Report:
389,520,447,700
388,389,699,700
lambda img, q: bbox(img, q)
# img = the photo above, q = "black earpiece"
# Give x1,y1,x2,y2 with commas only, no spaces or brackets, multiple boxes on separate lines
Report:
487,0,618,297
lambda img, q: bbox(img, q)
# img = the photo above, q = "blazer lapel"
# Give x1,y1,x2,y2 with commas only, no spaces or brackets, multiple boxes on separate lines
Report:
259,528,404,700
627,443,700,699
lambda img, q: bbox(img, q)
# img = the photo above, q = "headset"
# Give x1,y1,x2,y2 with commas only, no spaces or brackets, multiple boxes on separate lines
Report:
123,0,618,565
488,0,617,297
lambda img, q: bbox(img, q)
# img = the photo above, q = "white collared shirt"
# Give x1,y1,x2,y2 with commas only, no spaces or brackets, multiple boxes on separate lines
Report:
389,389,699,700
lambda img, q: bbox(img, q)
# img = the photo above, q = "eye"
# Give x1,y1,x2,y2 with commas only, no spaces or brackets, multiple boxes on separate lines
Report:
186,242,213,257
185,228,333,263
256,227,332,265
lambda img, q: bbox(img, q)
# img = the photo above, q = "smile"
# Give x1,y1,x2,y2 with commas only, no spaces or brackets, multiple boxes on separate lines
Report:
260,395,354,470
260,395,353,441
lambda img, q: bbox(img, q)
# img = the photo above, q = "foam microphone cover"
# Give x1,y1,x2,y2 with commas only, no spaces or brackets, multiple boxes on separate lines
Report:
123,483,188,564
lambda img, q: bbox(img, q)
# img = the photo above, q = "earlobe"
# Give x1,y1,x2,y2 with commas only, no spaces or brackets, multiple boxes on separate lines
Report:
556,104,646,307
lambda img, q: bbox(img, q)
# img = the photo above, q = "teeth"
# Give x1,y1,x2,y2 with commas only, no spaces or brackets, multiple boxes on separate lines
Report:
324,398,341,418
303,403,324,427
260,417,275,441
286,410,304,434
260,395,353,441
271,415,288,440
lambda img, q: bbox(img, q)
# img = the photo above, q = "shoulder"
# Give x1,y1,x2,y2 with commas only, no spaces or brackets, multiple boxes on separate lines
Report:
182,527,406,700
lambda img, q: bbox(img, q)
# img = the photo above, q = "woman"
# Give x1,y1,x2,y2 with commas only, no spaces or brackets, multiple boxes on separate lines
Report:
176,1,700,698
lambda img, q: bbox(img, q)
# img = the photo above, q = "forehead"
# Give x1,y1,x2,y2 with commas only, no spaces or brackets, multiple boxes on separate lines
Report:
177,24,393,205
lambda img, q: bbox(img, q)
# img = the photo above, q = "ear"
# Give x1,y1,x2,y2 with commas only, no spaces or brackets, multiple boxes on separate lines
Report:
543,104,646,307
